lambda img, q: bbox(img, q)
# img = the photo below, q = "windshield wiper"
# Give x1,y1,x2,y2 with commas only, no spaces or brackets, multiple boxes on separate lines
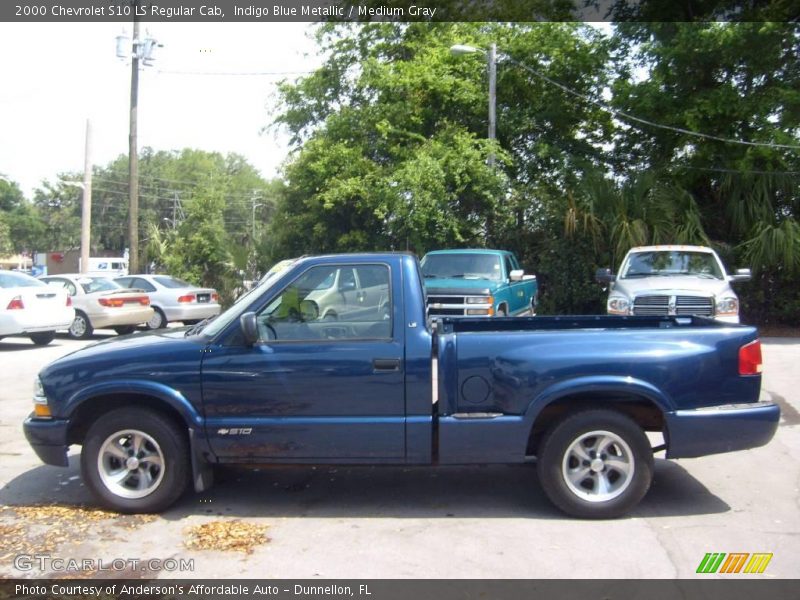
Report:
185,315,217,336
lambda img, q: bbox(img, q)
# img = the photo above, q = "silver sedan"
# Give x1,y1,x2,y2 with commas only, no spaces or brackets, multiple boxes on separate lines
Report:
114,274,221,330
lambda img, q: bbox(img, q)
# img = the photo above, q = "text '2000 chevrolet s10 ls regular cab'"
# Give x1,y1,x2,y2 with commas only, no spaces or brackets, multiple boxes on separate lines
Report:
24,254,779,518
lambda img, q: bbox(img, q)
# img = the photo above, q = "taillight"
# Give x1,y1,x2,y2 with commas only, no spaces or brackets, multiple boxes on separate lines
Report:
139,296,150,306
739,340,762,376
177,294,196,303
6,296,24,310
66,296,72,307
211,293,219,302
98,297,125,308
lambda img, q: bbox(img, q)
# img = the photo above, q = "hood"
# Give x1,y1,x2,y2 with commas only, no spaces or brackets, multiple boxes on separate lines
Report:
424,278,501,294
613,275,735,298
39,328,206,390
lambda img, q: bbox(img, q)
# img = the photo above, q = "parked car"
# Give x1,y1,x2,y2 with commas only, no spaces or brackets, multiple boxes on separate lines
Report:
113,274,220,330
0,270,74,345
421,249,538,317
40,275,153,339
596,245,751,323
25,254,778,518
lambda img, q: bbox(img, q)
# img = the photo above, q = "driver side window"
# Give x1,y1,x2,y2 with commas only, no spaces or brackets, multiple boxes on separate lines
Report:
256,264,392,342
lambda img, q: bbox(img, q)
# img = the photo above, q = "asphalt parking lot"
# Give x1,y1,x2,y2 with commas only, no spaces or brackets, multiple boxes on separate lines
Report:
0,330,798,579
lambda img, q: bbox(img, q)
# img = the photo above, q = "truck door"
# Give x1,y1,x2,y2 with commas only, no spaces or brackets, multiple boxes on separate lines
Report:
504,254,525,315
200,261,405,460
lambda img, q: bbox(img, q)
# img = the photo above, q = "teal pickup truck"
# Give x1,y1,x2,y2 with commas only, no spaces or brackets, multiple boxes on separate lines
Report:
421,249,538,317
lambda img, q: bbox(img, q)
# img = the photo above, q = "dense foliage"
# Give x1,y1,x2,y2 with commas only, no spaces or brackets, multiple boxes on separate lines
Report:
268,21,799,325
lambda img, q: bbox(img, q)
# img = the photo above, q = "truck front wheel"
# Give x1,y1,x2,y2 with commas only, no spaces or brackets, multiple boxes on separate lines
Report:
80,408,190,513
536,409,653,519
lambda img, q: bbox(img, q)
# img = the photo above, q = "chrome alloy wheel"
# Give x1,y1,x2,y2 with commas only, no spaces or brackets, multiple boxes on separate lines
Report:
97,429,165,499
561,430,634,503
69,314,88,337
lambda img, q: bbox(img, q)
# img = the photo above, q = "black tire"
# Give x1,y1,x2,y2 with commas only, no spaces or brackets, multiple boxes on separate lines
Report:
80,407,190,513
496,305,508,317
114,326,136,335
68,311,94,339
145,307,167,330
536,409,653,519
29,331,56,346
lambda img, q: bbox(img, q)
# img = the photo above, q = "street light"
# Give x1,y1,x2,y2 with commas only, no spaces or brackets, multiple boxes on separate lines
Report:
450,43,498,166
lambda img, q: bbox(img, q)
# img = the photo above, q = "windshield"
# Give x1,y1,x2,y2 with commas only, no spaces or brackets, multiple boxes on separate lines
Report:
620,251,724,279
0,272,44,288
80,277,120,294
153,276,192,289
201,262,295,338
420,253,502,281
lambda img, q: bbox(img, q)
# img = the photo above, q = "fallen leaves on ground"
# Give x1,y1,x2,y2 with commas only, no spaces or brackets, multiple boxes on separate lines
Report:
0,504,157,560
183,520,269,554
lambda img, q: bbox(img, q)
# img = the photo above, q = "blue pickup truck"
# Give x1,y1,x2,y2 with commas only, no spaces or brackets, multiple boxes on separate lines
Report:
421,249,537,317
24,253,779,518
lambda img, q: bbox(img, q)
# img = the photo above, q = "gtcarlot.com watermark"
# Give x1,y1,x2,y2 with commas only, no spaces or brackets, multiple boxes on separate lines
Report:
14,553,194,573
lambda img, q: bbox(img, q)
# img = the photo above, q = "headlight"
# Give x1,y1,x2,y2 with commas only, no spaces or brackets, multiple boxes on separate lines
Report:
716,297,739,316
608,296,630,314
33,377,51,418
466,296,492,305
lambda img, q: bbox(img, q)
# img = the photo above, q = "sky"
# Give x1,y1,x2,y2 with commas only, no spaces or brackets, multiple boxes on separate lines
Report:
0,22,323,197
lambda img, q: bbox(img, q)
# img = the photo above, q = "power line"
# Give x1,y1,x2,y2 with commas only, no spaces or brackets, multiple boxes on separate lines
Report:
672,165,800,175
504,55,800,152
157,69,314,76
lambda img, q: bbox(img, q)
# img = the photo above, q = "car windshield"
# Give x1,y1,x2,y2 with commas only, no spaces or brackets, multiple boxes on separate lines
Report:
0,272,44,288
621,251,724,279
79,277,120,294
153,276,192,289
421,253,502,281
201,263,293,338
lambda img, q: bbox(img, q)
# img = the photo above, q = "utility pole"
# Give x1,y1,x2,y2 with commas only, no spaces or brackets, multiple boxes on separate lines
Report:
128,10,140,274
80,119,92,274
251,193,263,240
487,42,497,167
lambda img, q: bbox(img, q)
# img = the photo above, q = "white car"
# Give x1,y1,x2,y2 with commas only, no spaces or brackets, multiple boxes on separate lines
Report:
114,274,221,330
40,275,154,339
0,270,74,345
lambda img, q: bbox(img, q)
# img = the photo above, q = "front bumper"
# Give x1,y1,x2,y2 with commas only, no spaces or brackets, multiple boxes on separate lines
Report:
23,415,70,467
665,401,780,458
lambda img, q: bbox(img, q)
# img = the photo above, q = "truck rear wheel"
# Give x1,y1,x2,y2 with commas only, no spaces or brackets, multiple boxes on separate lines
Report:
80,408,190,513
536,409,653,519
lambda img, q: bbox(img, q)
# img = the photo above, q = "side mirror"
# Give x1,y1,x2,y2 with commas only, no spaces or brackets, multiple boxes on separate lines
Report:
509,269,524,282
240,312,259,346
595,268,616,284
729,268,752,283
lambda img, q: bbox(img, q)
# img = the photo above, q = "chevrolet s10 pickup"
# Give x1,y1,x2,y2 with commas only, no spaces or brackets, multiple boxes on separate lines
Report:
24,253,780,518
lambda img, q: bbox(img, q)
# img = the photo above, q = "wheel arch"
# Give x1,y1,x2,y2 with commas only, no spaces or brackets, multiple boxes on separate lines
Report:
65,383,202,446
523,377,670,456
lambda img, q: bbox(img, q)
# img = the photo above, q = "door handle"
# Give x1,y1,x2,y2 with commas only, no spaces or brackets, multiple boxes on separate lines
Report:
373,358,400,371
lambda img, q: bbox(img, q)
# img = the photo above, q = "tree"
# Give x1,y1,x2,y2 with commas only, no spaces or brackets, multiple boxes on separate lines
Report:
271,22,612,261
